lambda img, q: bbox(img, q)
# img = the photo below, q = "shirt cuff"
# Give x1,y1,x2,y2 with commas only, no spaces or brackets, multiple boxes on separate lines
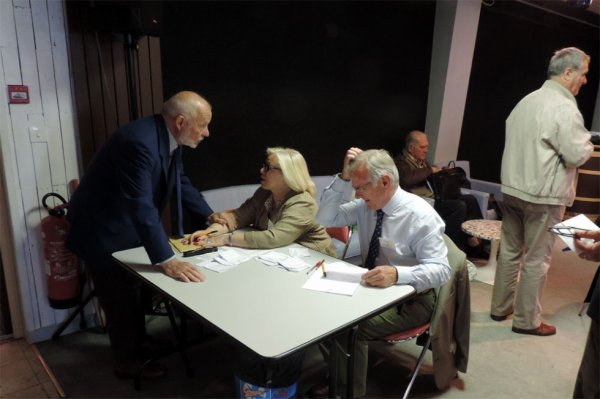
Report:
156,254,176,266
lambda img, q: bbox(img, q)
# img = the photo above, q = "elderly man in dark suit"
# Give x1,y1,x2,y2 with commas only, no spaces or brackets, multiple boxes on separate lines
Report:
66,91,214,379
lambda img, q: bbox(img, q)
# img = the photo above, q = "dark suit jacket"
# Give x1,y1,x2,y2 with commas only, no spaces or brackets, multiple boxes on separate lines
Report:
66,114,213,267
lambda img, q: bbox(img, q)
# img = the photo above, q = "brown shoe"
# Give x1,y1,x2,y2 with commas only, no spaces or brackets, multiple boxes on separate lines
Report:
114,362,167,380
512,323,556,336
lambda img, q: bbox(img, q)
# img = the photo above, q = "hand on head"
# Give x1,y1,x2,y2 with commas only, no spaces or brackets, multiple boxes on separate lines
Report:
342,147,363,180
574,230,600,262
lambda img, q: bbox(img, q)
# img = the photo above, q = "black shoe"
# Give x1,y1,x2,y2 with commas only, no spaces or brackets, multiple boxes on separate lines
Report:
114,362,167,380
490,312,512,321
138,336,174,358
466,244,490,259
307,382,329,399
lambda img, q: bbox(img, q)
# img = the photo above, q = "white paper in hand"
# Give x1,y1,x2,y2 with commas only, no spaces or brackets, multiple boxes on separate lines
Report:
552,214,598,253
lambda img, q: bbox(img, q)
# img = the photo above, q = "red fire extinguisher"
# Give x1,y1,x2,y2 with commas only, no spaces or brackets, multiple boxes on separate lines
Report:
41,193,80,309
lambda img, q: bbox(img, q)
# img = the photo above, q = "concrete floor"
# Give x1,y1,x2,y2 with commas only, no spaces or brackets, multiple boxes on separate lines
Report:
2,239,597,398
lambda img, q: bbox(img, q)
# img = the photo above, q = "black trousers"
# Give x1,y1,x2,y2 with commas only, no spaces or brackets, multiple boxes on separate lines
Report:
87,255,146,365
435,194,483,250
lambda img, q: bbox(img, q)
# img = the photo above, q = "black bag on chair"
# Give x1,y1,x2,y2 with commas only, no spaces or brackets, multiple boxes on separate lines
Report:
428,161,467,201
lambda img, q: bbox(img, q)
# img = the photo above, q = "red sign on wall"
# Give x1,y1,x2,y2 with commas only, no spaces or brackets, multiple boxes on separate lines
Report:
7,85,29,104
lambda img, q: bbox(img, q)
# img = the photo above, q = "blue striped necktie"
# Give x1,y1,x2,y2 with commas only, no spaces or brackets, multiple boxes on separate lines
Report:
364,209,384,269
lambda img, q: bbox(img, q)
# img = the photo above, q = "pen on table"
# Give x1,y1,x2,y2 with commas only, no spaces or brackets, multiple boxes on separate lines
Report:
321,261,327,278
306,259,325,274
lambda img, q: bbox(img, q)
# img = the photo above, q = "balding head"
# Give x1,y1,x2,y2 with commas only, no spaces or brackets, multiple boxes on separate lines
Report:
162,91,212,148
405,130,429,161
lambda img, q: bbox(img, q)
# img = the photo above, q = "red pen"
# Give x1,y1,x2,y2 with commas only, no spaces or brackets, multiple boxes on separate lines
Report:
306,259,326,274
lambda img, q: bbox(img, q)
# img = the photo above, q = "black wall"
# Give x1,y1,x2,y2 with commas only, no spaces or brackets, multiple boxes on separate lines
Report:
161,1,436,190
460,1,599,182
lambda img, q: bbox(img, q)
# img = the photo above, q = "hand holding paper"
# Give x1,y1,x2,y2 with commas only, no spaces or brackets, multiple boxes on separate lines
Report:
574,229,600,262
550,214,599,253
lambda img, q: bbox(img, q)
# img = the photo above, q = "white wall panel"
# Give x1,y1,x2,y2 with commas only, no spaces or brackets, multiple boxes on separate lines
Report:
0,0,79,341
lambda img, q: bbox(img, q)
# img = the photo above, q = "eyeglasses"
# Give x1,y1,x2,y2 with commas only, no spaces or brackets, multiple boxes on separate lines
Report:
262,162,281,172
353,181,374,193
547,226,592,237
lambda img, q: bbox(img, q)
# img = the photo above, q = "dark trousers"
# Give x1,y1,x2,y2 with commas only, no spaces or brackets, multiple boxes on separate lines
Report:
573,319,599,398
435,194,483,250
87,256,146,365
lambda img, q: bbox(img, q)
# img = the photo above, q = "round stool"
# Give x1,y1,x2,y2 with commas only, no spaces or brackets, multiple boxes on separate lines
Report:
461,219,502,268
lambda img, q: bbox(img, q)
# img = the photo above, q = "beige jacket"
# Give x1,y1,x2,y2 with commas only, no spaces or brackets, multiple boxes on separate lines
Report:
501,80,593,206
233,188,336,257
431,235,470,389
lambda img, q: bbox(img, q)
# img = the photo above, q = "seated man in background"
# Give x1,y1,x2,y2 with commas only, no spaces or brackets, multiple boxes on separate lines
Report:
394,130,483,254
315,147,451,398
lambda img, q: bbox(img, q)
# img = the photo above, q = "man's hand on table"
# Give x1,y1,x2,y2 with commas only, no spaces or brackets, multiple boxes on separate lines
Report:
361,266,398,288
161,258,206,282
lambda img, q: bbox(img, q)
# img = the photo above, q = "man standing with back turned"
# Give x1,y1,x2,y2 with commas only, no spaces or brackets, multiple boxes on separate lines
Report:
67,91,214,378
491,47,593,336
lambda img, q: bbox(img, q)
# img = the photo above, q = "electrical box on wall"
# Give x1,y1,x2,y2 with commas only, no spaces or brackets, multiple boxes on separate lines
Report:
7,85,30,104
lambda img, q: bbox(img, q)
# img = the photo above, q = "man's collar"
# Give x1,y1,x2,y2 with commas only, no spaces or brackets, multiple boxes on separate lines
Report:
166,126,179,154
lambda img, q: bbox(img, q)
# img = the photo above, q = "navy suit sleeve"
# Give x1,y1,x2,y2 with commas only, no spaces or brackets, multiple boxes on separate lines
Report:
180,174,214,221
116,135,174,264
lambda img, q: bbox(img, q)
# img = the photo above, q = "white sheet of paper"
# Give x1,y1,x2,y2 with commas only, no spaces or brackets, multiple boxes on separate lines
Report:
203,261,238,273
288,247,310,257
302,262,365,296
552,214,599,252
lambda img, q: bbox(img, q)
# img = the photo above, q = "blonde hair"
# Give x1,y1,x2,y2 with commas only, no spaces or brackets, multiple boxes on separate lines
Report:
267,147,316,198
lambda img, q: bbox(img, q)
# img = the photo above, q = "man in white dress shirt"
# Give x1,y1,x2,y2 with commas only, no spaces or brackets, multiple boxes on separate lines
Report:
315,148,451,398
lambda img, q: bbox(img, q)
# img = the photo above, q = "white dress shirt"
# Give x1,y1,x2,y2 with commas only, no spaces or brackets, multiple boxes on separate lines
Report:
317,175,451,292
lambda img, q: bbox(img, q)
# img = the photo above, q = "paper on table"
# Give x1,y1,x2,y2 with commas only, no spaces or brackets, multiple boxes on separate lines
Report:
552,214,599,252
196,247,269,272
288,247,310,257
302,262,365,296
256,251,309,271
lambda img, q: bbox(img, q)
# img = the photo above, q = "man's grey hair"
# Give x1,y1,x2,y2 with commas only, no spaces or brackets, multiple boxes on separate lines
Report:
547,47,590,78
404,130,426,150
349,149,399,185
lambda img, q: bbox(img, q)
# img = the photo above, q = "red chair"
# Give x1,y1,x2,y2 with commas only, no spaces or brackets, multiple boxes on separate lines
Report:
325,226,353,259
381,322,432,399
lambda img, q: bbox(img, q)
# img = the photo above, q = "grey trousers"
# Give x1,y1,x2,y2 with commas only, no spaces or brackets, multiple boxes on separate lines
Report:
491,194,564,329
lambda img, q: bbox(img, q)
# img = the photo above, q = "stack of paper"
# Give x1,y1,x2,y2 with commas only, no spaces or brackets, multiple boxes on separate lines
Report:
256,251,310,272
198,247,264,273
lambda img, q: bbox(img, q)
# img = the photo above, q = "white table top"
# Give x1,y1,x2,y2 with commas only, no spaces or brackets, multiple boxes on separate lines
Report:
112,246,415,360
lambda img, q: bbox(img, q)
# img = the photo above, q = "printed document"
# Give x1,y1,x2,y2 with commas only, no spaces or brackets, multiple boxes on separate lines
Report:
302,262,365,296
